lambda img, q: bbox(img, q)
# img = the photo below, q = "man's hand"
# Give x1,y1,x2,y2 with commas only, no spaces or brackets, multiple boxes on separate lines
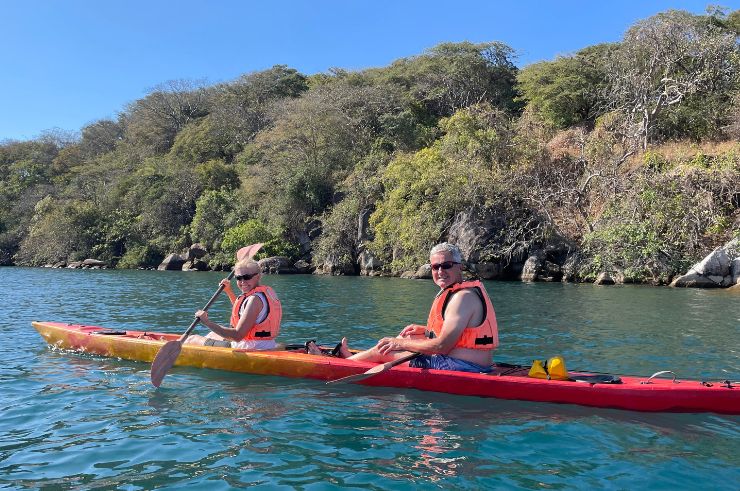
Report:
376,337,405,355
398,324,425,338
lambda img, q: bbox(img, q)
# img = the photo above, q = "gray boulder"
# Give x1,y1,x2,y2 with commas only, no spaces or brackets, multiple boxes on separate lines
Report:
521,254,542,282
158,253,186,271
471,262,501,280
447,209,503,263
671,238,740,288
671,272,723,288
520,251,563,282
82,259,106,268
259,256,298,274
358,249,383,276
294,260,313,274
314,253,356,275
187,243,207,260
182,259,210,271
595,272,616,285
414,264,432,279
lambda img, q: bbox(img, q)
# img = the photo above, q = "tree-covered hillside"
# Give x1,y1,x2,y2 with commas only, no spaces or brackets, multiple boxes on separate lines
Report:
1,9,738,284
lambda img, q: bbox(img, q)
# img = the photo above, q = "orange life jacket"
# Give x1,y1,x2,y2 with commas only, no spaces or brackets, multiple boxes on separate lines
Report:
230,285,282,341
425,280,499,350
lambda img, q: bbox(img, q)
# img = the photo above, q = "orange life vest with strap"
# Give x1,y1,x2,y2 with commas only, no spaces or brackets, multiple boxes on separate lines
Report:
229,285,282,341
425,280,499,350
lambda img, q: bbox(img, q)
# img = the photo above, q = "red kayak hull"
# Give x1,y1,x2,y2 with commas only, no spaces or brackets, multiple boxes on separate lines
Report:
32,321,739,414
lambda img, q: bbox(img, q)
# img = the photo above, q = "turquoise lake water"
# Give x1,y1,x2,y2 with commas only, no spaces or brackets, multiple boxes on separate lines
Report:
1,266,739,489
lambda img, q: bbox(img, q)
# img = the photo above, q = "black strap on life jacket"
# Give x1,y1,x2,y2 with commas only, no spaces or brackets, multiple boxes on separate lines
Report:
441,286,487,321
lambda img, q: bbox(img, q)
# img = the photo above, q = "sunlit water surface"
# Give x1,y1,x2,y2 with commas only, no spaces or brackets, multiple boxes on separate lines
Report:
1,267,738,489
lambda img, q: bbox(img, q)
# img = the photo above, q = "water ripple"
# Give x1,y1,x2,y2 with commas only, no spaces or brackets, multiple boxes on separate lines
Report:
1,268,739,489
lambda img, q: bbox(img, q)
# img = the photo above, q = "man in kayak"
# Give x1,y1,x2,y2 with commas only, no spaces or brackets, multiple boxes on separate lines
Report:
335,242,498,373
184,258,283,349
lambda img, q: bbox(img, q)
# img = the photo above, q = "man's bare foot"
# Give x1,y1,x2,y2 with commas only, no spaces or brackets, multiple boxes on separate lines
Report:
305,340,324,356
338,337,352,358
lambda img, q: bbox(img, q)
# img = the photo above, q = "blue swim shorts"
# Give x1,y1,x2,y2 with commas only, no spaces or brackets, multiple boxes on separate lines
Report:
409,354,492,373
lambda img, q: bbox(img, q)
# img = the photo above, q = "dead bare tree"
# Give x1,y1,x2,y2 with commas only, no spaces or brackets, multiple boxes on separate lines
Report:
603,10,738,150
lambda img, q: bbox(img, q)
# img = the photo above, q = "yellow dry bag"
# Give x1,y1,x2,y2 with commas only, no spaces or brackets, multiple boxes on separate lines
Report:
528,356,569,380
528,359,549,379
546,355,569,381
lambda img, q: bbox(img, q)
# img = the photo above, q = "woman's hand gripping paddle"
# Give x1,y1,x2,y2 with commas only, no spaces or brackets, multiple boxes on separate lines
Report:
150,243,263,387
326,352,420,385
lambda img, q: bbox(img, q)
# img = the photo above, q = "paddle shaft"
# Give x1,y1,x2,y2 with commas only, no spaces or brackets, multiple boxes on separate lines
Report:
373,351,420,373
178,270,235,342
150,243,263,387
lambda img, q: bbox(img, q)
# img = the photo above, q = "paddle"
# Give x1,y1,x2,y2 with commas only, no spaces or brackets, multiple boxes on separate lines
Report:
326,352,420,385
150,243,263,387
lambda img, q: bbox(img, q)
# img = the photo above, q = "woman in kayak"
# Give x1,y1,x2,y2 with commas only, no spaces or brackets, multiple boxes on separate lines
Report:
184,258,282,349
331,242,498,373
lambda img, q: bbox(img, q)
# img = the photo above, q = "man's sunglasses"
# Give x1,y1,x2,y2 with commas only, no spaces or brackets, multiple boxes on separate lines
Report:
235,272,259,281
430,261,459,271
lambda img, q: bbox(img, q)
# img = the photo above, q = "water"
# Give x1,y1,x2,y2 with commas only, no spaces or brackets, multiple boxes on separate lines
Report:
1,267,738,489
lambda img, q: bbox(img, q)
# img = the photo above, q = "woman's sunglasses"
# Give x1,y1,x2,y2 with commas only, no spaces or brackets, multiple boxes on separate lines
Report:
430,261,459,271
235,272,259,281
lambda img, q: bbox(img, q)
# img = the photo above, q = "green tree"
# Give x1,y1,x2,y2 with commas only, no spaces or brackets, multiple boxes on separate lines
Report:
190,189,237,251
168,116,232,163
251,82,387,236
221,219,299,260
378,41,520,118
209,65,309,150
14,197,103,266
516,44,614,128
121,79,211,157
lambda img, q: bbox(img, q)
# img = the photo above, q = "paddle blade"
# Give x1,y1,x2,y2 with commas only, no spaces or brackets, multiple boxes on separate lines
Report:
326,370,378,385
236,243,263,261
326,352,419,385
150,340,183,387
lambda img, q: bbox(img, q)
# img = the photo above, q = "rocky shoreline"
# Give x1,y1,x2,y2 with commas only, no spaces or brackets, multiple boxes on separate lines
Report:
39,238,740,290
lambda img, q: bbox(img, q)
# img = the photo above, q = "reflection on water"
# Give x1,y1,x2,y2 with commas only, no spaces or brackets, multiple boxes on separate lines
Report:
1,267,739,489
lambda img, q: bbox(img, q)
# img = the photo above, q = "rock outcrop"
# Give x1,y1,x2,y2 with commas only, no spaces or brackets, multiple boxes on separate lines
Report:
158,253,186,271
358,249,383,276
61,259,107,269
671,238,740,288
259,256,298,274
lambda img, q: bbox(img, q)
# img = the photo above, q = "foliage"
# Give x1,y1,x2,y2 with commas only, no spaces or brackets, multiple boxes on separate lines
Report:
603,10,740,149
1,14,738,279
583,158,740,283
376,41,520,118
190,188,238,251
209,65,309,149
14,197,102,266
117,243,165,269
221,219,300,261
370,104,518,272
516,44,614,129
313,195,362,271
168,116,232,163
121,79,211,157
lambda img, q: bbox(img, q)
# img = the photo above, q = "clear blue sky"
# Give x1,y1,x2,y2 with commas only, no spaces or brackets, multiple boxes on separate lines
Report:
2,0,736,141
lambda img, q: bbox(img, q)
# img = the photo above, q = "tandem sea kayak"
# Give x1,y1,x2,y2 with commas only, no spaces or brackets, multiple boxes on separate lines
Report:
32,321,739,415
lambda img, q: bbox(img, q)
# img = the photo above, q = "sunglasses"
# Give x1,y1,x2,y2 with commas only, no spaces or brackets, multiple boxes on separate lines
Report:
430,261,459,271
234,272,259,281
